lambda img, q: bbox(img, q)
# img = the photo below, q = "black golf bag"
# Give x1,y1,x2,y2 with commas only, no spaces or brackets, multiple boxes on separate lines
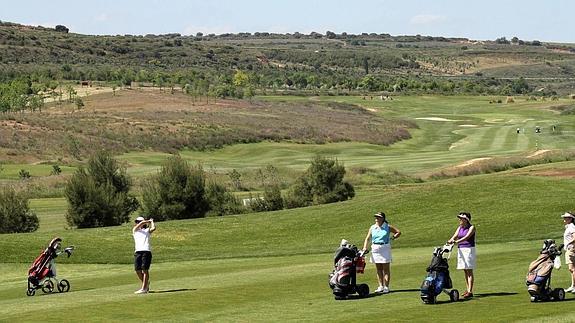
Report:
328,240,369,300
526,239,565,302
420,244,459,304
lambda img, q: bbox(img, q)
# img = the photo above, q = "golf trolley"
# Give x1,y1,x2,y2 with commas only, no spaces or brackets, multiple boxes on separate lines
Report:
26,237,75,296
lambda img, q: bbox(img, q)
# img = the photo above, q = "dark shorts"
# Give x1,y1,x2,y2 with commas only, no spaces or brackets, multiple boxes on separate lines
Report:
134,251,152,271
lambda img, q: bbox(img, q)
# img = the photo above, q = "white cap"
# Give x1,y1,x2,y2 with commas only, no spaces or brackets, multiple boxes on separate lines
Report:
561,212,575,219
340,239,349,246
135,216,145,223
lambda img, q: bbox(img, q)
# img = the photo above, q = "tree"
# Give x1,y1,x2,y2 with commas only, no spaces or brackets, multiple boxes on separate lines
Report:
55,25,69,33
284,156,354,208
19,169,31,180
0,186,39,233
326,31,337,39
233,70,249,87
228,169,243,190
29,94,44,113
51,165,62,176
140,155,209,221
511,77,529,94
65,151,139,228
205,182,243,216
75,97,84,110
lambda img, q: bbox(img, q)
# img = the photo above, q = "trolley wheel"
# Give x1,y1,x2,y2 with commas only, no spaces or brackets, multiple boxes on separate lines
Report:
357,284,370,298
552,288,565,301
57,279,70,293
26,288,35,296
42,280,54,294
449,289,460,302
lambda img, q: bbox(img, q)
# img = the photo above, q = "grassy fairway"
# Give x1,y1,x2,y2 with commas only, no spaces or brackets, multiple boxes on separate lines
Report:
2,95,575,321
116,95,575,177
2,168,575,321
2,243,575,322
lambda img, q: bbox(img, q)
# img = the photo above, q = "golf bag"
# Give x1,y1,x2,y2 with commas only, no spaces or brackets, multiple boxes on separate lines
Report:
420,243,459,304
328,239,369,300
26,237,74,296
526,239,565,302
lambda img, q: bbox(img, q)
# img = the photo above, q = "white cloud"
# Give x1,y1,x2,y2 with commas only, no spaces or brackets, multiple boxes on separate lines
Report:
410,14,446,25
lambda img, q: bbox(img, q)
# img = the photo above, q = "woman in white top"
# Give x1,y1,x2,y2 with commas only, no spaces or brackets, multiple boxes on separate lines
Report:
133,216,156,294
562,212,575,293
362,212,401,294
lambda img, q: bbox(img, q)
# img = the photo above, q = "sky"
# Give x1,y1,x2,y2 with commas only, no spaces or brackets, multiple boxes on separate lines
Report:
1,0,574,43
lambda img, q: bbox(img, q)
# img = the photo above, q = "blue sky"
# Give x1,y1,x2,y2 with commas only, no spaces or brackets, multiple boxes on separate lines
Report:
2,0,573,42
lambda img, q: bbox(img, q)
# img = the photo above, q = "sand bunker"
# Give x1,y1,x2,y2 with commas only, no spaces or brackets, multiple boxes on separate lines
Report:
416,117,459,122
458,124,478,128
526,149,551,158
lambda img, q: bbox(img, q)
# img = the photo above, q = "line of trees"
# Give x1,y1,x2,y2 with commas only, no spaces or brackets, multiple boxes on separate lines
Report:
60,152,355,229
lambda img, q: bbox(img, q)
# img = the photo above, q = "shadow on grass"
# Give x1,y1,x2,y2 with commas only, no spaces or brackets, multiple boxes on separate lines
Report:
474,292,518,299
335,288,421,300
148,288,196,294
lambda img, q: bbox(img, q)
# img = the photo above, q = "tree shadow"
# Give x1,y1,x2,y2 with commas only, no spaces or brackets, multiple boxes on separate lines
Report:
148,288,196,294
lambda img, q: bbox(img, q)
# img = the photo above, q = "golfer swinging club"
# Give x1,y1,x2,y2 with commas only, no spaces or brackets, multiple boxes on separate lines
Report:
133,216,156,294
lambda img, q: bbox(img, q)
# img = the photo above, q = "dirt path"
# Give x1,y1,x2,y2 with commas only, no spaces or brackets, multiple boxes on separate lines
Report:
454,157,492,168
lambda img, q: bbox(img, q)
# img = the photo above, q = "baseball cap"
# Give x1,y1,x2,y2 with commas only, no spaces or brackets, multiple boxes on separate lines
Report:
561,212,575,219
135,216,145,223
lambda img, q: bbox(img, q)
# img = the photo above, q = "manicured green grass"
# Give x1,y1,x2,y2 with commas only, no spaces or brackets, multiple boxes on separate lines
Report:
3,95,575,321
116,95,575,178
2,242,575,322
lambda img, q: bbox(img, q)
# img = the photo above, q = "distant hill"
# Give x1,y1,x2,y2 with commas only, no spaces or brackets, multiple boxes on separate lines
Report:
1,21,575,95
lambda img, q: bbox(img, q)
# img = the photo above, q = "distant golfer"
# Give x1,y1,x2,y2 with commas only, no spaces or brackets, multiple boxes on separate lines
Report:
133,216,156,294
562,212,575,293
448,212,476,299
362,211,401,294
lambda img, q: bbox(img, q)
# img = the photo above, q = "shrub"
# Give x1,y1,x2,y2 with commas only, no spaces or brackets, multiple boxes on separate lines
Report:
205,182,244,216
51,165,62,176
19,169,31,180
65,151,139,228
249,184,284,212
140,155,209,221
0,186,39,233
284,156,354,208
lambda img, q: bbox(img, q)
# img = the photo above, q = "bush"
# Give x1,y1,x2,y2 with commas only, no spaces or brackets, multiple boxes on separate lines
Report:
19,169,31,180
140,155,209,221
51,165,62,176
205,182,244,216
249,184,284,212
284,156,354,208
65,151,139,228
0,187,39,233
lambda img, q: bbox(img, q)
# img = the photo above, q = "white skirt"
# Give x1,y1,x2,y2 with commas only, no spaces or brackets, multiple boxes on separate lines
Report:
370,244,392,264
457,247,476,269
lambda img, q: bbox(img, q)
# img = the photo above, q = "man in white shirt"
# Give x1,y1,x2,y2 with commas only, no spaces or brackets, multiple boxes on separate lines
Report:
133,216,156,294
562,212,575,293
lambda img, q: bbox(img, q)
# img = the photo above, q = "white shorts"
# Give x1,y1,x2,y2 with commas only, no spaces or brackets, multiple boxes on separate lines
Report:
457,247,476,270
370,244,392,264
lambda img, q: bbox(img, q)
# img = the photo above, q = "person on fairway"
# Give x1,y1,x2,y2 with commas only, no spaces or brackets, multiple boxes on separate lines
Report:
133,216,156,294
362,211,401,294
448,212,476,299
562,211,575,293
